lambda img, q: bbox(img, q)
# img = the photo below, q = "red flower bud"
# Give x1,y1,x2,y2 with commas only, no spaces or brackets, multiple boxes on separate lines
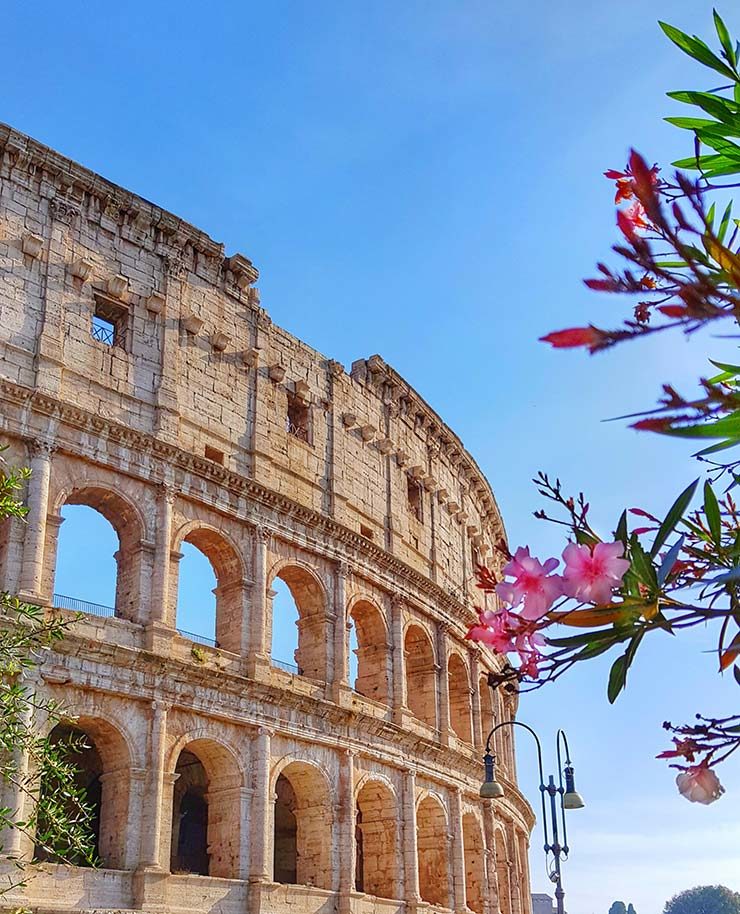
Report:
539,327,608,351
657,304,689,318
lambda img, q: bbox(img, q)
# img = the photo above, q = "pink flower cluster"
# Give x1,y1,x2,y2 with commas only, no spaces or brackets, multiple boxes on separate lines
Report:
675,762,724,805
467,541,630,678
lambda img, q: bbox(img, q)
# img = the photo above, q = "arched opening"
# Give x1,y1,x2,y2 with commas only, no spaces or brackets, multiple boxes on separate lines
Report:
53,487,145,622
404,625,436,728
36,718,130,869
495,830,511,914
479,674,495,747
169,739,242,879
448,654,472,743
272,761,331,889
462,813,485,914
349,601,390,704
417,795,449,907
174,527,244,653
270,566,328,681
355,779,399,899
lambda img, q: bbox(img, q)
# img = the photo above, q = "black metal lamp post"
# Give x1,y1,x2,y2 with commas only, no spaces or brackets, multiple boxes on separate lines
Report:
480,721,584,914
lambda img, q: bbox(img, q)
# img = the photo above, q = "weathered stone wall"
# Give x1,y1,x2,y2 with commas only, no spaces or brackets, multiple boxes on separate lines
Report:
0,124,533,914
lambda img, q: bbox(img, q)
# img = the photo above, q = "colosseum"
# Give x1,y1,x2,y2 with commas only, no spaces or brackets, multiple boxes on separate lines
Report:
0,124,533,914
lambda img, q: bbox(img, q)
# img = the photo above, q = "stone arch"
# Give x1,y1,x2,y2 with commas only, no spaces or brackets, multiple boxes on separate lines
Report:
268,562,329,681
447,651,472,743
37,715,132,869
494,826,512,914
172,522,246,653
404,623,437,728
52,484,148,623
168,734,244,879
354,775,399,899
271,758,332,889
349,597,390,704
416,793,450,907
462,811,485,914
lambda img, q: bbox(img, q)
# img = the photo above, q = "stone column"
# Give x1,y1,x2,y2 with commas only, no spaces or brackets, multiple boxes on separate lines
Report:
337,749,355,910
249,727,273,885
436,623,452,744
247,526,270,677
2,693,33,860
402,769,420,908
508,822,523,914
19,439,54,602
482,800,499,914
332,562,350,702
450,788,467,913
469,647,483,750
144,486,176,652
391,595,407,724
139,701,168,869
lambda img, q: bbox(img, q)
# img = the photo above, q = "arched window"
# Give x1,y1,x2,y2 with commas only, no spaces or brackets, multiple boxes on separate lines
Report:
355,779,399,899
36,718,130,869
169,739,242,879
174,527,244,653
53,488,145,622
416,795,450,907
462,813,485,914
404,625,436,728
272,762,331,888
269,567,328,681
349,601,390,704
447,653,472,743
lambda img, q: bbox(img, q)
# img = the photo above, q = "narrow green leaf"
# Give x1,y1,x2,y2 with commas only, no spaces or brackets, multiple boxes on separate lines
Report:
667,89,740,123
672,152,731,171
714,9,736,66
696,128,740,161
704,480,722,543
719,201,734,242
658,535,684,586
630,536,659,589
662,412,740,440
660,22,738,79
709,358,740,374
707,201,717,231
695,437,740,457
607,653,628,704
734,664,740,686
650,478,699,558
615,510,628,547
665,116,719,130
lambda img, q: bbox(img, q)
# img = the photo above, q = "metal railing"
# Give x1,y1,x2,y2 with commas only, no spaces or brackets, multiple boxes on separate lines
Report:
177,629,218,648
91,320,116,346
272,657,300,675
286,420,310,443
53,593,115,617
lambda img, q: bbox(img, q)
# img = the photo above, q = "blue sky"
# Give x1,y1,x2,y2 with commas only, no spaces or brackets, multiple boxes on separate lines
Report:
12,1,740,910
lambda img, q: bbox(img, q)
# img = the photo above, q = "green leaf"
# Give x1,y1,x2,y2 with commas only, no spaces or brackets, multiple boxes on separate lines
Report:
695,437,740,457
714,9,736,66
709,358,740,374
704,480,722,543
607,652,628,704
707,201,717,231
630,536,659,590
719,201,734,242
657,535,684,586
667,90,740,123
672,152,732,171
615,510,628,547
660,22,738,79
696,128,740,161
663,412,740,440
665,115,721,130
651,478,699,558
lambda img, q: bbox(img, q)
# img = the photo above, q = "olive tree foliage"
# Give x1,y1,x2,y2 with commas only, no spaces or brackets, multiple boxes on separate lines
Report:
0,450,96,892
664,885,740,914
609,903,627,914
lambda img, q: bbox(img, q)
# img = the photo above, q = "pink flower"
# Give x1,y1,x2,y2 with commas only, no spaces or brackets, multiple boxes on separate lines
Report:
466,608,518,653
676,763,725,805
562,541,630,604
495,547,564,620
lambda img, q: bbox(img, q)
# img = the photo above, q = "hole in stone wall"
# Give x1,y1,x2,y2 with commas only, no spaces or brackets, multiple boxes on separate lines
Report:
404,625,436,727
204,445,224,465
271,577,300,674
286,394,311,444
407,477,423,523
54,505,119,616
448,653,473,744
348,620,359,687
417,796,449,907
91,296,127,349
170,750,209,876
359,524,374,540
273,774,298,884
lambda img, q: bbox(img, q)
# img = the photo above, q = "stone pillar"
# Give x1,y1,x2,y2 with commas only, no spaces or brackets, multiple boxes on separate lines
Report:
337,749,355,910
247,526,270,677
332,562,349,702
450,788,467,913
19,439,54,602
1,693,33,860
436,623,452,744
139,701,168,869
482,800,499,914
508,822,523,914
144,486,176,651
249,727,273,884
469,647,483,750
391,595,407,724
402,769,420,908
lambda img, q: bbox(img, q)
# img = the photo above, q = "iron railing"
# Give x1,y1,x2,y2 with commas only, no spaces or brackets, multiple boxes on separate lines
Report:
91,319,115,346
272,657,300,675
177,629,218,648
53,593,114,617
286,421,309,443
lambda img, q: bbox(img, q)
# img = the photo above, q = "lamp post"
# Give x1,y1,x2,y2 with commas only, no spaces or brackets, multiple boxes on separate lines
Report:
479,720,584,914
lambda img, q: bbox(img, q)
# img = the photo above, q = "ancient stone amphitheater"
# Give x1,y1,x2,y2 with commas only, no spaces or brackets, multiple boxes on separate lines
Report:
0,124,533,914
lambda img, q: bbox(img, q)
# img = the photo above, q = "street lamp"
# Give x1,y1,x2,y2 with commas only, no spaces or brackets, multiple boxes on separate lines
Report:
480,720,584,914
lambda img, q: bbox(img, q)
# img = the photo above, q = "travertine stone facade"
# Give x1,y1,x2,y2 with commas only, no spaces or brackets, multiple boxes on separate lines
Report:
0,124,533,914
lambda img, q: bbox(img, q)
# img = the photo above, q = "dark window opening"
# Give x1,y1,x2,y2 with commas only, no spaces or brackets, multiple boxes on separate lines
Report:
287,395,310,444
354,808,364,892
171,750,209,876
274,774,298,884
360,524,374,540
204,445,224,465
407,477,423,523
91,297,128,349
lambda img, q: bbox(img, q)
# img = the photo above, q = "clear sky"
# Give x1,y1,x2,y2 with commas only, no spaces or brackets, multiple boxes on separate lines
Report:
9,1,740,911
